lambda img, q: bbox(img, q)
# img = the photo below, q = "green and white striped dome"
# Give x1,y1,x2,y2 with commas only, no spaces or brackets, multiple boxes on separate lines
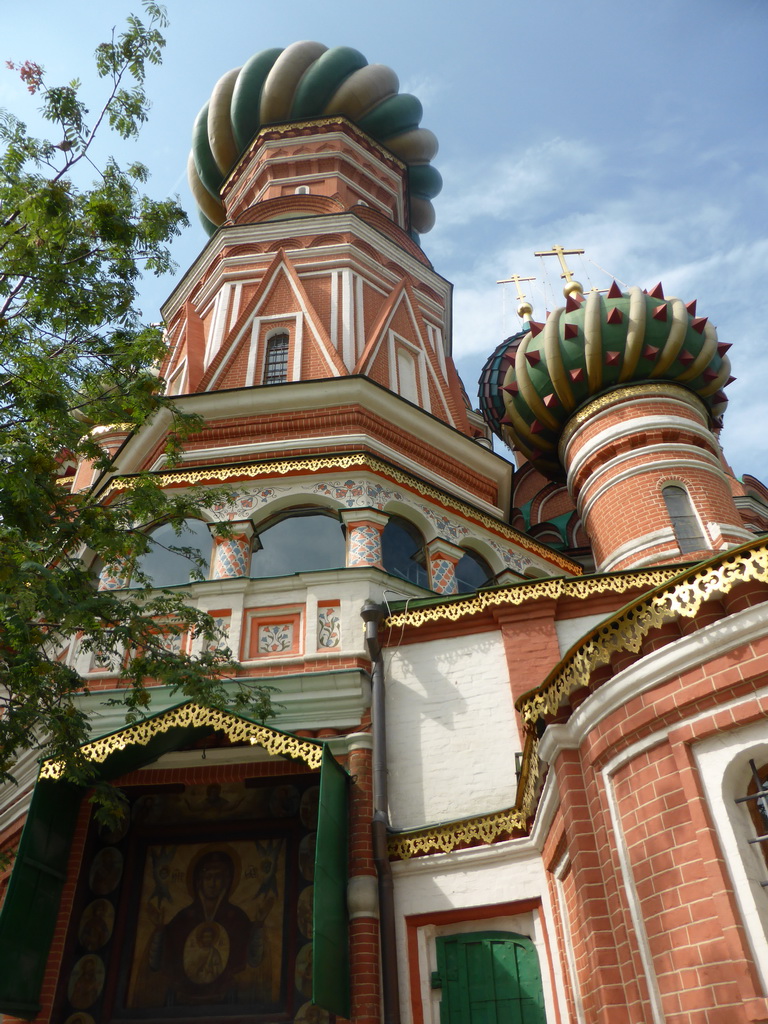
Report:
188,42,442,238
491,281,734,478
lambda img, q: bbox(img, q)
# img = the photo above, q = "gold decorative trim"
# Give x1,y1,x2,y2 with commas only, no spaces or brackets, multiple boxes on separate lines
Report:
388,538,768,861
383,567,679,630
559,382,707,454
101,453,369,494
388,735,540,860
101,452,579,573
519,538,768,729
39,702,323,780
389,807,526,859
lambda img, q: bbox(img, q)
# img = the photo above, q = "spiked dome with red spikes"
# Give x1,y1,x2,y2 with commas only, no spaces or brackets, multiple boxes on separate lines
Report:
489,281,734,478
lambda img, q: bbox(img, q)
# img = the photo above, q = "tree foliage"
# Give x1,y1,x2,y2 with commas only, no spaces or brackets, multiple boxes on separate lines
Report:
0,3,271,798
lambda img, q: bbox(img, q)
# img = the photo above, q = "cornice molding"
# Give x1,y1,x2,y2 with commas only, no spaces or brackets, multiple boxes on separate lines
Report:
538,601,768,765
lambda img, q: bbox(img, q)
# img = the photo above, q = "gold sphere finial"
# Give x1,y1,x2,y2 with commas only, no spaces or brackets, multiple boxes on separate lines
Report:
563,280,584,298
498,273,536,323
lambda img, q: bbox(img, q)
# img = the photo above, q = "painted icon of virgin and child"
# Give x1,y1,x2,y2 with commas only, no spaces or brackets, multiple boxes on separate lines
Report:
138,844,280,1008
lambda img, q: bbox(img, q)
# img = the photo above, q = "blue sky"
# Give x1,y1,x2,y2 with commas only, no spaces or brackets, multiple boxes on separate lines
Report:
3,0,767,480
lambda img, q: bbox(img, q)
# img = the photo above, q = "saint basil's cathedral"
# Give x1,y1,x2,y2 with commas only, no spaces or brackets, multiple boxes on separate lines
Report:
2,39,768,1024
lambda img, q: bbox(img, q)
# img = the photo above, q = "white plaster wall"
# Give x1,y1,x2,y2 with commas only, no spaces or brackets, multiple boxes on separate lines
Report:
554,612,608,656
385,630,519,829
392,840,568,1024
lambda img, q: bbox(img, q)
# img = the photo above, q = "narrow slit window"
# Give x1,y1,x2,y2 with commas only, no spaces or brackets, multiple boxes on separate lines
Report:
662,484,706,554
263,334,289,385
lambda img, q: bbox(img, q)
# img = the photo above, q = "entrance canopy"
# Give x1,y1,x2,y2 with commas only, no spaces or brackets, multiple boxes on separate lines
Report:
0,701,349,1019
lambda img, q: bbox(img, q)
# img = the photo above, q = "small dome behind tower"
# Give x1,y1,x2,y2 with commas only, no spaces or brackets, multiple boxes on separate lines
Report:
478,328,529,439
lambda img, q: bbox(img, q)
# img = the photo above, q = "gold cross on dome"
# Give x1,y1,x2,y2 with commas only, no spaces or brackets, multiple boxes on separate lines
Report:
534,245,585,283
497,273,536,321
496,273,535,302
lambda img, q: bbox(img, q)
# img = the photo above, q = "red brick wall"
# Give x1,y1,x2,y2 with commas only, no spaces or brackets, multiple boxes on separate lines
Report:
563,388,744,570
544,623,768,1023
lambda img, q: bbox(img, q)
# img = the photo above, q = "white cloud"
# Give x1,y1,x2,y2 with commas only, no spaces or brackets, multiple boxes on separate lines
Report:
398,73,444,111
435,137,603,229
429,137,768,479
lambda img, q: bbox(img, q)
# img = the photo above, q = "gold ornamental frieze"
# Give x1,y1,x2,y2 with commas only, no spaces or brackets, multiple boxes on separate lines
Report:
383,566,679,630
388,806,527,859
518,538,768,730
39,702,323,780
101,452,578,572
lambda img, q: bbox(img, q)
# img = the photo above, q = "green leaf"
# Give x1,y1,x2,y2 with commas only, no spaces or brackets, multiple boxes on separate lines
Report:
0,5,272,812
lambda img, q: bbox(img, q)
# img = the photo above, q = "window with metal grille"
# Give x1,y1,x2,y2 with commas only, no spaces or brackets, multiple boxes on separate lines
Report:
263,333,289,384
737,759,768,881
662,484,707,554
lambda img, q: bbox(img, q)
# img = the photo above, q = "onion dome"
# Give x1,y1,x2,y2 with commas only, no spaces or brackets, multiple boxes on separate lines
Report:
188,42,442,238
490,281,734,478
478,327,529,436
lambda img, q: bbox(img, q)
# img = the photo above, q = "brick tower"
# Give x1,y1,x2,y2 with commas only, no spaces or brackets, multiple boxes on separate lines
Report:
482,268,752,571
0,42,575,1024
5,39,768,1024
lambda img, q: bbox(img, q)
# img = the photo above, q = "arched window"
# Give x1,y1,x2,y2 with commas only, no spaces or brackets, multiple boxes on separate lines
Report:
250,510,346,578
662,484,706,554
696,734,768,991
381,516,428,588
739,760,768,873
130,519,212,588
454,549,493,594
263,334,289,385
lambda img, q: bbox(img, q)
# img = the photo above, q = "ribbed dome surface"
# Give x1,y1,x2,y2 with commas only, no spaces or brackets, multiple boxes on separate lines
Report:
188,42,442,238
486,282,734,477
478,328,528,437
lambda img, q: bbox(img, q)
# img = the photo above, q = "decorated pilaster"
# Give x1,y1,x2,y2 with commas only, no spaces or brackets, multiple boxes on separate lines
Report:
425,537,464,595
345,735,380,1024
98,558,130,591
341,510,388,569
209,521,254,579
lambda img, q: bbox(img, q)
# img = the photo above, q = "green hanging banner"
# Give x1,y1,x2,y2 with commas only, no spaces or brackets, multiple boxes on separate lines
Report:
0,778,82,1018
313,744,351,1017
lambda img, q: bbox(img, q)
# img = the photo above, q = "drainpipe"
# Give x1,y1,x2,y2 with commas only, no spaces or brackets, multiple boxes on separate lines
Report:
361,600,401,1024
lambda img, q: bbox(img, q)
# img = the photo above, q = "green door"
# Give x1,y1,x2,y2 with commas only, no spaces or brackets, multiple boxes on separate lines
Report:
434,931,547,1024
